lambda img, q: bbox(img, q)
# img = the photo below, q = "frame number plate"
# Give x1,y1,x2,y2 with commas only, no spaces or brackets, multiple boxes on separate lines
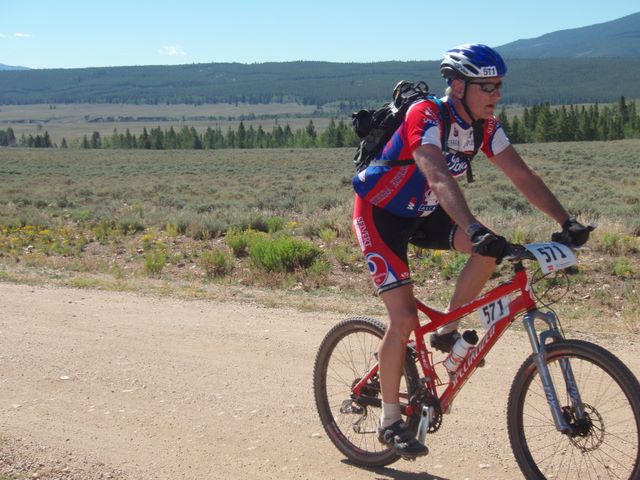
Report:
478,295,511,329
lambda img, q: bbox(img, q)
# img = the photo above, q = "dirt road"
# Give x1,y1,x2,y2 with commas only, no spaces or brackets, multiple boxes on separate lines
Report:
1,283,638,479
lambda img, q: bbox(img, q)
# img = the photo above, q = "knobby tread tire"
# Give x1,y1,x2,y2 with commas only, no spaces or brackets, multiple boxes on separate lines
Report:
507,339,640,480
313,316,420,468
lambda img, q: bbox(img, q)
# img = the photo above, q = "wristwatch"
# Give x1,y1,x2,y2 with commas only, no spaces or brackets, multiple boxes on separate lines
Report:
465,222,484,238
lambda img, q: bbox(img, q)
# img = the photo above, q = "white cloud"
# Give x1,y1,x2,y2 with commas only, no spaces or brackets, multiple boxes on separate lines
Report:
14,32,33,38
0,33,8,39
158,45,187,57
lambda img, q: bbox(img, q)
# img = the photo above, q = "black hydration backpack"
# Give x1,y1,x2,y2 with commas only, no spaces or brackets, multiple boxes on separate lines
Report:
351,80,481,182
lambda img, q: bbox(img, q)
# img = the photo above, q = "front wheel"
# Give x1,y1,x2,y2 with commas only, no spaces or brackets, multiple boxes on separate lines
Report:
313,317,420,468
507,339,640,479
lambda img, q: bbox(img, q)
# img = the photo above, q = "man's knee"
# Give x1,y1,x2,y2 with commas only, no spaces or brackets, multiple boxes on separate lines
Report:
387,312,418,340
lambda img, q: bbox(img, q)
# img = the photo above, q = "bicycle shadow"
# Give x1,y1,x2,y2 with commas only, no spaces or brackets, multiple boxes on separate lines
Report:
341,460,449,480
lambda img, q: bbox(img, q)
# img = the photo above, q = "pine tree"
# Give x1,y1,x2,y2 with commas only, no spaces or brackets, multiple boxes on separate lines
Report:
166,126,178,149
619,96,629,123
110,128,121,149
509,116,526,144
497,108,511,139
43,131,52,148
237,122,246,148
90,131,101,149
140,128,151,149
6,127,16,146
533,104,553,142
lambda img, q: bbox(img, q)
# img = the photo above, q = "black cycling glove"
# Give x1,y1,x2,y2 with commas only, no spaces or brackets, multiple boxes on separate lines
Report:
469,225,508,263
551,217,591,247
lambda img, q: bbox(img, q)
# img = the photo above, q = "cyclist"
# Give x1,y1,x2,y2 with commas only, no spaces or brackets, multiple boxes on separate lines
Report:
351,44,591,458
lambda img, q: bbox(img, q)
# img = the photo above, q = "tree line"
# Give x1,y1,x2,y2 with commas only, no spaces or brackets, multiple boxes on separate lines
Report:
2,98,639,150
499,97,639,143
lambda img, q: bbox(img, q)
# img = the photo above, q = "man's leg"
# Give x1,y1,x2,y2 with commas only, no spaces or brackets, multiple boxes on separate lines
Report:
436,226,497,335
377,283,428,457
378,284,418,405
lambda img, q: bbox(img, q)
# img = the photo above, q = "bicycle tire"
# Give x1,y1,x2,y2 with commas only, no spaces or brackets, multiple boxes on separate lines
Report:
313,316,421,467
507,339,640,479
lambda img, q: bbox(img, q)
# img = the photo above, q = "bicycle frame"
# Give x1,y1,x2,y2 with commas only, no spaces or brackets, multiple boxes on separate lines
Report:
352,264,538,415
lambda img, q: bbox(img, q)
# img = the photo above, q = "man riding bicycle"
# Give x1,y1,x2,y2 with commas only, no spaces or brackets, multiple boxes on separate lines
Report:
351,44,591,458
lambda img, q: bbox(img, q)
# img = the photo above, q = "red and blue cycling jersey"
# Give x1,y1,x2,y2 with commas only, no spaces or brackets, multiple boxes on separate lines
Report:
352,97,510,217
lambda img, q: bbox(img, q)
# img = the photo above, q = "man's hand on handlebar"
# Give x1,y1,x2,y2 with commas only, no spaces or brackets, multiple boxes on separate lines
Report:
469,225,508,263
551,217,593,247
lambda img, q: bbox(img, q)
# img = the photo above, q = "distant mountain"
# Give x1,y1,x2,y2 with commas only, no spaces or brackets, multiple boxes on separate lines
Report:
0,63,30,71
497,12,640,58
2,13,640,107
1,58,639,107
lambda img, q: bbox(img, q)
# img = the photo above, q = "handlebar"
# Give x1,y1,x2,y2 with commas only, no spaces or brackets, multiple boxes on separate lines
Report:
503,224,596,264
503,244,536,262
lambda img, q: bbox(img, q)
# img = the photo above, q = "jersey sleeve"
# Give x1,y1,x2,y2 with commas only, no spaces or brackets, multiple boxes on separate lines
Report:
480,118,511,157
405,101,444,152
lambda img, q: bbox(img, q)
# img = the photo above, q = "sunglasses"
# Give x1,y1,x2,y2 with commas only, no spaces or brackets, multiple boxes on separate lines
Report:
468,81,503,93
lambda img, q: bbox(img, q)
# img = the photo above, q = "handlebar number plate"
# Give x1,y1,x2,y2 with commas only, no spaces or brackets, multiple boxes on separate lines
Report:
525,242,577,273
478,295,511,330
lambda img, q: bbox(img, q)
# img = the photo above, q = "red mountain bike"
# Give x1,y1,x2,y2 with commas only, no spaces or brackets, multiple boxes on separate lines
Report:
313,241,640,479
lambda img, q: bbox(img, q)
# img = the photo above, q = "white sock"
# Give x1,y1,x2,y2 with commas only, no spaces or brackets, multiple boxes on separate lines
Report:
381,402,402,428
437,320,460,336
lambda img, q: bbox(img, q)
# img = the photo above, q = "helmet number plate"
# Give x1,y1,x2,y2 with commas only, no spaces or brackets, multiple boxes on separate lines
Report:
481,66,498,77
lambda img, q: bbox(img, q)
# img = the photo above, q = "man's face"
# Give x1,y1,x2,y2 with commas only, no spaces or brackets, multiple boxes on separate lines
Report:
464,78,503,119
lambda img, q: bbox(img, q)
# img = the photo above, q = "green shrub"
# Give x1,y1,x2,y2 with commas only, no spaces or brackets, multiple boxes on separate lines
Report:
186,217,226,240
440,252,467,279
199,249,234,278
143,251,166,277
226,228,266,257
249,235,322,272
235,213,269,232
601,232,621,254
611,258,635,278
319,227,337,244
120,217,145,234
331,244,359,266
165,223,180,237
266,216,285,233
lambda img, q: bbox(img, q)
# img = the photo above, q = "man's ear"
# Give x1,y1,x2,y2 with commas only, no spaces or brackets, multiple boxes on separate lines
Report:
450,78,466,99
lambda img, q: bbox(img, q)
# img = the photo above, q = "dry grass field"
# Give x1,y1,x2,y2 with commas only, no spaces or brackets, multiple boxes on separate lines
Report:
0,139,638,336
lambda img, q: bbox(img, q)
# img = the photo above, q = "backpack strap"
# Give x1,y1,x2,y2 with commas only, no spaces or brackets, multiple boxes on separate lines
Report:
433,97,484,184
368,97,450,170
463,119,485,183
429,96,450,153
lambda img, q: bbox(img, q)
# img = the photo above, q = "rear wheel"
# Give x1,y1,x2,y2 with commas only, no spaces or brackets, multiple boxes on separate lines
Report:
507,339,640,479
313,317,420,467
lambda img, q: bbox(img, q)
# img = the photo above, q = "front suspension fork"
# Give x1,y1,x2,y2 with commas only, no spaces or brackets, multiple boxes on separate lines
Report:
522,309,586,434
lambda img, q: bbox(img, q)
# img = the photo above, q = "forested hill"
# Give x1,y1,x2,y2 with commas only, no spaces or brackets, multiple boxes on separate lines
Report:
1,57,640,107
497,12,640,58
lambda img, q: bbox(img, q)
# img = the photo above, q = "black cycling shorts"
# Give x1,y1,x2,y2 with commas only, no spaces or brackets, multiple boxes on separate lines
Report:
353,194,458,294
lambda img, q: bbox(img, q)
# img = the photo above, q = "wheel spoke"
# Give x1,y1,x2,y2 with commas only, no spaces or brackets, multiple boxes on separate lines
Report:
508,340,640,479
314,317,420,467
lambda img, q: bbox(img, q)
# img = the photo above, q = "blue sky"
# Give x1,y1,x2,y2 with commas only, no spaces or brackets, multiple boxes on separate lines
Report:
2,1,639,69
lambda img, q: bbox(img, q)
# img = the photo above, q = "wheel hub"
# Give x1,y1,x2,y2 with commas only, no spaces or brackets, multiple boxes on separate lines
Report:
562,403,604,451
